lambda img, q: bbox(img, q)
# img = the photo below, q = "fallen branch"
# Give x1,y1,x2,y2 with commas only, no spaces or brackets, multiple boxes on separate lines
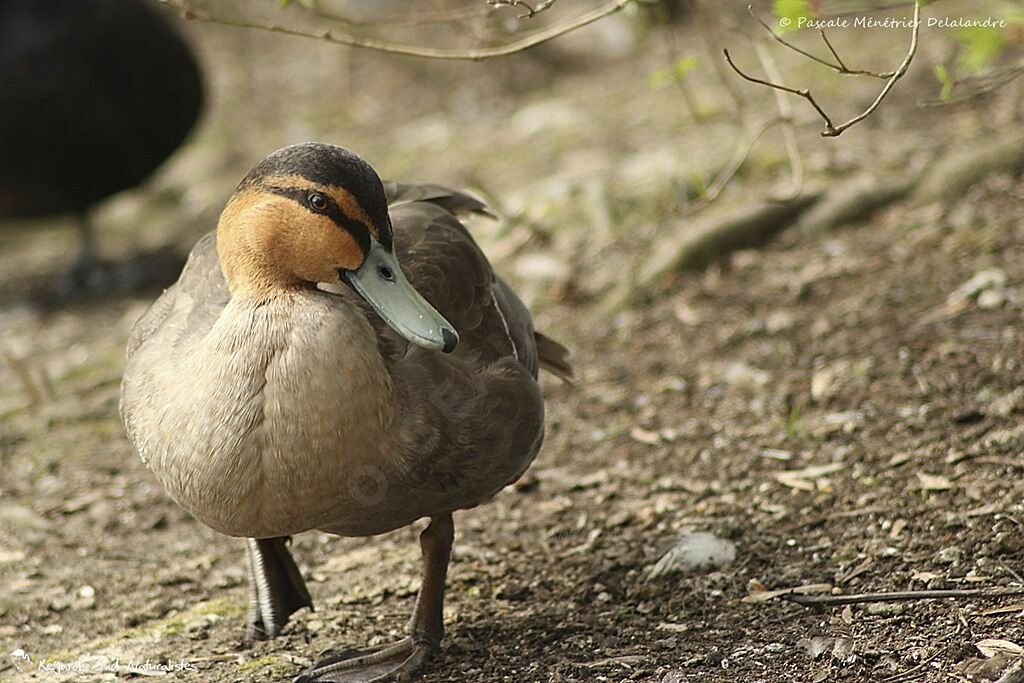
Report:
914,129,1024,203
637,191,822,290
157,0,634,61
794,171,918,235
785,586,1024,607
724,0,922,137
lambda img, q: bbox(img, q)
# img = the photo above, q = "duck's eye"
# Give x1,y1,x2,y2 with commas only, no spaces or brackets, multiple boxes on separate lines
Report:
308,191,329,212
377,264,395,282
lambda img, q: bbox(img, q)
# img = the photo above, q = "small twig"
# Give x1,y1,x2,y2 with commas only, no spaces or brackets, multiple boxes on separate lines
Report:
303,4,492,28
747,6,893,79
488,0,557,20
819,30,847,70
753,40,803,199
825,0,921,136
998,561,1024,585
727,0,922,137
1,344,46,406
994,660,1024,683
921,60,1024,107
786,586,1024,607
723,48,837,133
158,0,633,61
880,643,950,683
696,116,786,209
692,0,745,109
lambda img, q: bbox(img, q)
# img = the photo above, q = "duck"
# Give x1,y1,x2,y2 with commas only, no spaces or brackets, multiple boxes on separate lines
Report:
0,0,203,293
120,142,572,682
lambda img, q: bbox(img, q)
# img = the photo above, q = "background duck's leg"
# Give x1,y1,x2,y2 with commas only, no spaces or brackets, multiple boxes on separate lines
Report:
51,211,103,298
294,514,454,683
246,537,314,640
71,211,98,281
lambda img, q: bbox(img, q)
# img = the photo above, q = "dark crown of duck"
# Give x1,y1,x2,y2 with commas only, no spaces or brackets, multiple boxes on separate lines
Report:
218,142,458,353
237,143,395,252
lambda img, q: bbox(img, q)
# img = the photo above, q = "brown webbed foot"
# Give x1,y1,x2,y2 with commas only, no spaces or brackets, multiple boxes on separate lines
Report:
295,514,454,683
293,638,433,682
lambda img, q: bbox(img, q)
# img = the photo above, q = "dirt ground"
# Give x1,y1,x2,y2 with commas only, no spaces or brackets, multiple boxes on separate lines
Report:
2,3,1024,682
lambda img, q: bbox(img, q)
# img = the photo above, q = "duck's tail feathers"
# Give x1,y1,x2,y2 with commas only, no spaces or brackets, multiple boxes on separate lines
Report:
535,332,575,384
383,181,496,219
245,537,314,641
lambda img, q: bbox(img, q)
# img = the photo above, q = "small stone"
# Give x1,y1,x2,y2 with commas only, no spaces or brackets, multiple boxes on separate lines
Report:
949,267,1007,303
984,426,1024,453
720,362,770,390
647,532,737,579
977,289,1006,309
938,546,962,564
73,585,96,609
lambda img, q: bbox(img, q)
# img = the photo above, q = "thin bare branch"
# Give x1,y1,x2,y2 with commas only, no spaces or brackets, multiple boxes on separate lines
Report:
488,0,558,20
785,586,1024,607
725,0,922,137
305,4,493,28
818,30,847,71
692,0,745,109
723,48,838,134
694,115,785,210
753,40,803,199
825,0,921,136
747,5,893,79
157,0,634,61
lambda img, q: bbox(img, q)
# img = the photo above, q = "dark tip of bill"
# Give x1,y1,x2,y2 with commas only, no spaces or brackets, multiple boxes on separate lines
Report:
441,328,458,354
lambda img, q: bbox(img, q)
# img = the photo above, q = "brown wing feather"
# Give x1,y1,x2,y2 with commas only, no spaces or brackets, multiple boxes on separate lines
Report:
126,232,228,359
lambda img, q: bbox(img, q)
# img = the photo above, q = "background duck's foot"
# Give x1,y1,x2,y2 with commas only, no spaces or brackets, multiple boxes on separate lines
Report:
39,246,184,306
293,638,433,683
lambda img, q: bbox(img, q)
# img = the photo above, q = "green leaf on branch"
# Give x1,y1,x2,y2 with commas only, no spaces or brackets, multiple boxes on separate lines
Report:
773,0,814,33
933,63,954,101
649,56,700,89
955,26,1007,71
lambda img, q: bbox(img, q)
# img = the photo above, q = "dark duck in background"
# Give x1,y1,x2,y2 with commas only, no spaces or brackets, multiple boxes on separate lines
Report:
0,0,203,298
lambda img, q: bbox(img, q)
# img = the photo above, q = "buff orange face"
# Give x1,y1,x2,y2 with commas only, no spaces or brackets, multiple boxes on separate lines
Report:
215,142,458,353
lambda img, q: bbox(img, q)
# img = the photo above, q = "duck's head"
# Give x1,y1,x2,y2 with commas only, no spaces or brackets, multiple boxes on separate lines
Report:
216,142,458,353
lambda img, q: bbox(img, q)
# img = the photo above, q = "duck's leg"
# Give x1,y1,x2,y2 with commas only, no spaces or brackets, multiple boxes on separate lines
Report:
246,537,314,640
295,514,454,683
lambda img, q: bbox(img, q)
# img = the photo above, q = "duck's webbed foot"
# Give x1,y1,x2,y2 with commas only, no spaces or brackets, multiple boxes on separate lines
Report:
295,514,454,683
293,638,434,683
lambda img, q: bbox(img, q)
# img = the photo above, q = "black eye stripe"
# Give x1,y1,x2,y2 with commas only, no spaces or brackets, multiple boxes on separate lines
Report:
267,185,371,255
